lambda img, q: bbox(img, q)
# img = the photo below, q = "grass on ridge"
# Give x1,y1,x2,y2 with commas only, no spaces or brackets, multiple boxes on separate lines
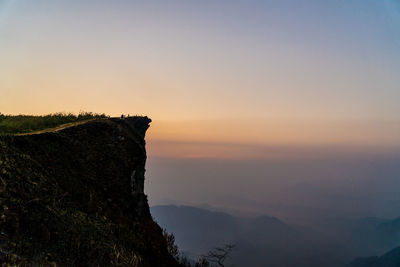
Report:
0,112,108,135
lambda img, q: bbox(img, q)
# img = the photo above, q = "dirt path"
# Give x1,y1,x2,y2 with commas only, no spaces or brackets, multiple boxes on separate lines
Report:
16,119,99,136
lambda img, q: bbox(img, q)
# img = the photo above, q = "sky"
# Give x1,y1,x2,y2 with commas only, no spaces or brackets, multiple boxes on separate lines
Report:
1,0,400,121
1,0,400,219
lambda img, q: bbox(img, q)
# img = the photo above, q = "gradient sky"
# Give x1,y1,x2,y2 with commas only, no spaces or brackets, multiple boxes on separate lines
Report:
1,1,400,120
1,0,400,151
2,0,400,219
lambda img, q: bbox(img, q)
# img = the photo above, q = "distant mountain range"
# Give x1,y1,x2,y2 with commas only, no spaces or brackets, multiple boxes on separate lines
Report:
151,205,400,267
316,216,400,258
348,247,400,267
152,205,348,267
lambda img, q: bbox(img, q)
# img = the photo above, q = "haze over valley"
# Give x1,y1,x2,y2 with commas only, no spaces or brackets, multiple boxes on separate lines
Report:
1,0,400,266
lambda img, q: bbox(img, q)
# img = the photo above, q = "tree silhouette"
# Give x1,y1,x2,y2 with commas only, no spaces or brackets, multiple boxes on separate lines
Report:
203,244,235,267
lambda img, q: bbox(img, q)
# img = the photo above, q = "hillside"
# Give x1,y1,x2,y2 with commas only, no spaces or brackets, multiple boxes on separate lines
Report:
316,216,400,259
151,205,347,267
0,117,180,266
348,247,400,267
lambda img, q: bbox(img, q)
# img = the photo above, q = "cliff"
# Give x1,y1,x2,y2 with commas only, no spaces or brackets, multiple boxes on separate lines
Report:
0,117,180,266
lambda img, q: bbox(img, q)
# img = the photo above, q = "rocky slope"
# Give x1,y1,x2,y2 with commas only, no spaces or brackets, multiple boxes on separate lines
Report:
0,117,180,266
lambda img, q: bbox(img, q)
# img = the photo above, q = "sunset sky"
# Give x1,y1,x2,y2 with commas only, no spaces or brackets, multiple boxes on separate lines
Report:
2,0,400,218
1,0,400,154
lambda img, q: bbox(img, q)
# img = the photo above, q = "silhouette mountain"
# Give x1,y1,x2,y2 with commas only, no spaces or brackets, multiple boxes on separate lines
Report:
151,205,347,267
348,247,400,267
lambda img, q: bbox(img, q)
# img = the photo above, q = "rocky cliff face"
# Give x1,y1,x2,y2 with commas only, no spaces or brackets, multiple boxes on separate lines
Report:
0,117,180,266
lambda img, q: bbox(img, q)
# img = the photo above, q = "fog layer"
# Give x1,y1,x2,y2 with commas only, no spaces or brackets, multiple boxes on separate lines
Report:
146,143,400,223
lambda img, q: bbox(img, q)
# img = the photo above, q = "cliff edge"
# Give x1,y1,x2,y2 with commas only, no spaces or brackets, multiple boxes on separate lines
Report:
0,117,180,266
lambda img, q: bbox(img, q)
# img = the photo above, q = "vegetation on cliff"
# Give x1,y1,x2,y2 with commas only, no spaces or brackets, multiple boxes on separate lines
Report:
0,112,107,135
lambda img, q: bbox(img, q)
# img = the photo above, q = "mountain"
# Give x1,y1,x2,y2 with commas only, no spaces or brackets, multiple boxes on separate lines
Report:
151,205,347,267
376,218,400,249
0,117,180,266
348,247,400,267
344,218,400,267
315,216,400,259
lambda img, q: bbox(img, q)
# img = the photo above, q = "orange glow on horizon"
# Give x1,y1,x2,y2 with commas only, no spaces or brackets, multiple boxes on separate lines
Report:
146,119,400,159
